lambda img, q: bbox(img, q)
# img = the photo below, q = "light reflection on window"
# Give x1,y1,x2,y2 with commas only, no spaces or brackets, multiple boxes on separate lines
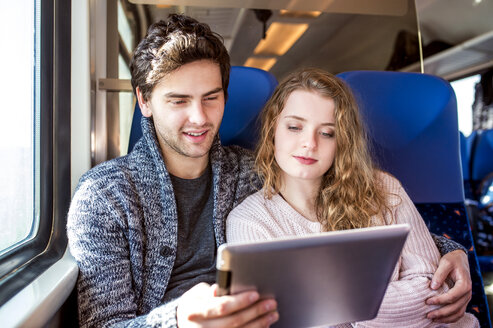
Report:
451,75,480,137
0,0,38,254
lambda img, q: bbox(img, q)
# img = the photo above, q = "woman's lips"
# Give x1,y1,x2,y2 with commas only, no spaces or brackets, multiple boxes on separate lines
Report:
294,156,318,165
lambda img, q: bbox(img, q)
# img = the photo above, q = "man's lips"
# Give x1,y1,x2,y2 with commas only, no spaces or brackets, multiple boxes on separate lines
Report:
183,129,208,142
293,156,318,165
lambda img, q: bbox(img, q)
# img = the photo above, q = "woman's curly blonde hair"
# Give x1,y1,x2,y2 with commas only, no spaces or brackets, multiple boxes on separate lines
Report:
256,68,389,231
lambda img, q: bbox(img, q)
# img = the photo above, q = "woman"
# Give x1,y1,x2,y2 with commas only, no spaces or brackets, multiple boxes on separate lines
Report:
226,68,478,327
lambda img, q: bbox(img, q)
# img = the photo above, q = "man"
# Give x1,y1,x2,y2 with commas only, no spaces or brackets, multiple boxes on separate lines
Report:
67,14,472,328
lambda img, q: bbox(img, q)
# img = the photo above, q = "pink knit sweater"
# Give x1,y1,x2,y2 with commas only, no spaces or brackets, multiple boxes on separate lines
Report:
226,172,479,327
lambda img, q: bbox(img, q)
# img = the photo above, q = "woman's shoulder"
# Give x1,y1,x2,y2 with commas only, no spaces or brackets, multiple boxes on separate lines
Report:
376,170,404,193
229,190,269,218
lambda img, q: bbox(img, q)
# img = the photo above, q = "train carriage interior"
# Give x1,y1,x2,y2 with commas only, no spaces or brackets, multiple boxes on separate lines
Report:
1,0,493,326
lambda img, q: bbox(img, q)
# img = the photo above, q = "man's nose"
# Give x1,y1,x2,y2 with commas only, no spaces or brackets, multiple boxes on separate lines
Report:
188,102,207,125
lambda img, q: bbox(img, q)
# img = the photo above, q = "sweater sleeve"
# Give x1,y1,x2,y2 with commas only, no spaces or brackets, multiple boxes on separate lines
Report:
431,233,467,256
67,180,178,328
353,178,477,328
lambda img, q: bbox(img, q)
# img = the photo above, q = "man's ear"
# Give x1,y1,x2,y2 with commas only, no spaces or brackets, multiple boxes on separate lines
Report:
136,87,152,117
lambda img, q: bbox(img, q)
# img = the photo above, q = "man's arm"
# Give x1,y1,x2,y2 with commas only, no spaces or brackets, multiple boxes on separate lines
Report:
67,181,156,327
428,234,472,323
431,233,468,255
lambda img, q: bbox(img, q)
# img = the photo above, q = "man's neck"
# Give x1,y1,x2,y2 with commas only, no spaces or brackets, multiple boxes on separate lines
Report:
164,154,209,179
158,143,210,179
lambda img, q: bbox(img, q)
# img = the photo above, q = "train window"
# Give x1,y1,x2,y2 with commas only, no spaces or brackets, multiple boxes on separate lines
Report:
451,74,481,137
0,0,71,307
118,0,136,155
118,0,135,52
0,0,38,254
119,54,134,155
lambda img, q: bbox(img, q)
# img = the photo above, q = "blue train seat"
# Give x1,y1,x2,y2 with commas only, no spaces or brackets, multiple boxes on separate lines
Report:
337,70,491,327
128,66,278,153
461,131,469,180
471,130,493,195
461,131,473,199
469,129,493,273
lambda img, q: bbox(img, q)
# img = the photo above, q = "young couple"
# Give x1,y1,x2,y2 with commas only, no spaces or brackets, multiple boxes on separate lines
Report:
67,14,477,328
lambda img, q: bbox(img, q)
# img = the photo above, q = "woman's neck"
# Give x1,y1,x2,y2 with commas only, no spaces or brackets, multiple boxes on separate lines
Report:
278,175,321,222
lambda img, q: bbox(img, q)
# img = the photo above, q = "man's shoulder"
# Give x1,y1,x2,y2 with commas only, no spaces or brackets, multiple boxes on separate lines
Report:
79,156,129,184
218,144,255,164
75,152,149,199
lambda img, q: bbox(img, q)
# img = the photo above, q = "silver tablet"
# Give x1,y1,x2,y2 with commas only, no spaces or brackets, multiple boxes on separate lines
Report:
216,224,409,328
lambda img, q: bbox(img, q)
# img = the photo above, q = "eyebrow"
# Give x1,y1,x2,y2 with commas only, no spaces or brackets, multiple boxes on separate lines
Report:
164,87,223,99
284,115,335,126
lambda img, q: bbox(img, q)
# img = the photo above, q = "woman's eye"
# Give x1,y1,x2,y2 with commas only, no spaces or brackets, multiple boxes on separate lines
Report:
321,131,334,138
287,126,301,131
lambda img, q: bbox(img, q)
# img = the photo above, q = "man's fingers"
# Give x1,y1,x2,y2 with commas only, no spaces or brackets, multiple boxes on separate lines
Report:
215,299,277,328
192,299,278,328
427,301,468,323
242,311,279,328
187,291,260,320
431,257,453,289
426,279,472,305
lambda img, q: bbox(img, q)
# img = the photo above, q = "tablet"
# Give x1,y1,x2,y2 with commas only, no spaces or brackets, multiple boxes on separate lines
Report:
216,224,409,328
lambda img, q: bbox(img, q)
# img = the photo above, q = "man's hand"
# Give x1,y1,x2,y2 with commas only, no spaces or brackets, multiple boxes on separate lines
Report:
426,250,472,323
177,283,279,328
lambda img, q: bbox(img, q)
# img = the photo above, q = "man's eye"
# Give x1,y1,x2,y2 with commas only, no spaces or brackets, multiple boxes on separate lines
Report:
171,100,186,105
204,96,218,101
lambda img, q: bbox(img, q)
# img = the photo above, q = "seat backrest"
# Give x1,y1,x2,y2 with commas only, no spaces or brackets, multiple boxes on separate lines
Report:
337,70,491,327
471,129,493,190
127,66,278,153
460,131,475,199
460,131,469,181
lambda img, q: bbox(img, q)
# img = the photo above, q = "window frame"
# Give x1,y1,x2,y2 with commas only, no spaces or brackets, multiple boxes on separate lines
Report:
0,0,71,307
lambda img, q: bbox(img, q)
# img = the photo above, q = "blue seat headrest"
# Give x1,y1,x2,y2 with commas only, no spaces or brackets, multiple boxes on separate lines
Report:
337,71,463,203
128,66,277,153
219,66,278,149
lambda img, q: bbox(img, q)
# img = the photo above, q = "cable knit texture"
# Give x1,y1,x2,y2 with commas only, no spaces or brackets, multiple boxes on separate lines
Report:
67,116,260,328
226,172,479,328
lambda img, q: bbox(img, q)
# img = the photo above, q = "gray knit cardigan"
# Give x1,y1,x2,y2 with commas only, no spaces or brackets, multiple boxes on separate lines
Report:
67,117,462,328
67,117,260,328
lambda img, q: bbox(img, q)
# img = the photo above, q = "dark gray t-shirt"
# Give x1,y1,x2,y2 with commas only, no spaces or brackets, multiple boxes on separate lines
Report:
162,166,216,302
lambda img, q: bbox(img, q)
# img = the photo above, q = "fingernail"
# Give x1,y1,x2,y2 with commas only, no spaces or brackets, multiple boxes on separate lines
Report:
249,293,259,302
426,299,434,305
265,300,276,311
430,281,439,289
269,312,279,323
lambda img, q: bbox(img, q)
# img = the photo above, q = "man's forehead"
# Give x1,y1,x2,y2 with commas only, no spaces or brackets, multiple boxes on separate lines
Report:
153,61,223,96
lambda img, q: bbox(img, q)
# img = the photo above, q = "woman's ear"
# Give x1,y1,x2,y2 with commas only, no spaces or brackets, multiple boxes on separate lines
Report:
136,87,152,117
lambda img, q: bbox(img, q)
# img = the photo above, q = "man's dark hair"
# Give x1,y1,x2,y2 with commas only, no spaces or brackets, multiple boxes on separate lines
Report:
130,14,231,101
